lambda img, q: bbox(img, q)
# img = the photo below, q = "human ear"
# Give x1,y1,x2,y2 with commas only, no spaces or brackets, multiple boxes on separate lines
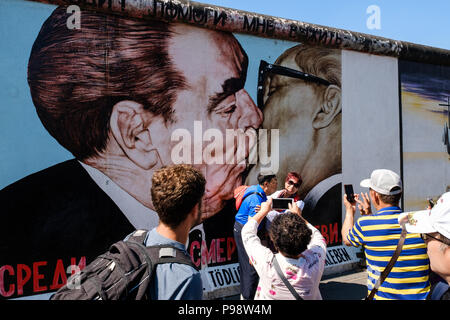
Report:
188,202,202,227
312,85,341,129
109,100,162,170
369,189,379,206
262,181,270,192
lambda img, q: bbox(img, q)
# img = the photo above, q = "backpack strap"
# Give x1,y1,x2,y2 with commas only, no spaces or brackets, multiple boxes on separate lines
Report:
365,228,407,300
126,229,150,245
242,192,266,232
125,230,197,270
146,244,198,270
242,191,263,204
272,255,303,300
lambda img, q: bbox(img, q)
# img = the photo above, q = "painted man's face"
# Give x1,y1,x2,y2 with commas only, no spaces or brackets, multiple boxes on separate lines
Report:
247,50,322,191
158,25,263,220
262,51,321,182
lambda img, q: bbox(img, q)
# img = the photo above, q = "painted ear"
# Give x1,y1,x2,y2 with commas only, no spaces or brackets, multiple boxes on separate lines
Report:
312,85,341,129
109,100,161,170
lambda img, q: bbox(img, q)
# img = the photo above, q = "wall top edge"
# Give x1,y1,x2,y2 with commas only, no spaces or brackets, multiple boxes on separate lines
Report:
25,0,450,66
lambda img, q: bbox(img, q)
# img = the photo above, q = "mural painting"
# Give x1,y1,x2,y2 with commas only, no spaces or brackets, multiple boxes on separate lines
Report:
400,60,450,211
0,2,341,299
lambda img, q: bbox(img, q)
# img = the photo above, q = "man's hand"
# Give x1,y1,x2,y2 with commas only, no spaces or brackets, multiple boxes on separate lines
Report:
343,194,357,214
258,198,273,216
250,198,273,225
342,194,357,246
355,192,372,215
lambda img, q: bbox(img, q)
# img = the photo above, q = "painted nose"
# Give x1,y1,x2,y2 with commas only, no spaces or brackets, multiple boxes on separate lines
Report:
235,89,263,130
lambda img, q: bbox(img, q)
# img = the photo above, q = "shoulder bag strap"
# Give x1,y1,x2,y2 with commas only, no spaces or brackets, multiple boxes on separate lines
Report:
431,281,450,300
242,191,263,203
272,255,303,300
366,228,408,300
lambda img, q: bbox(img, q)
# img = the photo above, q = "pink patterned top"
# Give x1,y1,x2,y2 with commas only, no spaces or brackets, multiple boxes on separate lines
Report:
242,219,327,300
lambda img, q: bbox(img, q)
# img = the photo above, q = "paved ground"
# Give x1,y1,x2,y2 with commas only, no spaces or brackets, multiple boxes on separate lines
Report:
319,268,368,300
224,267,368,300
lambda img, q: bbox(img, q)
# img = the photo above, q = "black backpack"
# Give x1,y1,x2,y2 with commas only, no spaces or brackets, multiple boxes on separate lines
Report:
50,229,196,300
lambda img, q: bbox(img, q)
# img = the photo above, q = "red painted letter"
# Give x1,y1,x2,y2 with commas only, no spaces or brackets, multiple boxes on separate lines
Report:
50,259,67,290
216,238,226,263
17,264,31,296
227,237,236,261
70,256,86,274
33,261,47,293
0,265,15,297
189,241,201,268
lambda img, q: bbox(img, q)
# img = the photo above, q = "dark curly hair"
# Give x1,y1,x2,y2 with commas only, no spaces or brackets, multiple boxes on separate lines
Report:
269,212,312,258
151,164,206,229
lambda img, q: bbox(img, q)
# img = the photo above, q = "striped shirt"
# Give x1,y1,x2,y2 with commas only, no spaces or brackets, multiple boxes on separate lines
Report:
347,206,430,300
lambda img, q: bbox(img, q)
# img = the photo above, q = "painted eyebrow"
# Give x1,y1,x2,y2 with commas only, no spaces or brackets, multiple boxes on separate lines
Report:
207,77,245,113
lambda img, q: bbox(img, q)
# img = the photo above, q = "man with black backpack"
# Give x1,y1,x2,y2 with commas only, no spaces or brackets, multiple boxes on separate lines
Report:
233,171,278,300
139,164,205,299
52,164,205,300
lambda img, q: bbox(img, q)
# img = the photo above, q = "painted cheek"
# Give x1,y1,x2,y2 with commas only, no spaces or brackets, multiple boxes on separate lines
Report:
235,90,263,129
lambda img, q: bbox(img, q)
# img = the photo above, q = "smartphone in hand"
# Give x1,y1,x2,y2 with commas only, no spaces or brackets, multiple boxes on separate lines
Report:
272,198,294,210
344,184,355,203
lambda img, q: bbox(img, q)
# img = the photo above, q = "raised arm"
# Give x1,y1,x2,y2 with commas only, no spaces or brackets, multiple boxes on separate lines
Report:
241,198,274,274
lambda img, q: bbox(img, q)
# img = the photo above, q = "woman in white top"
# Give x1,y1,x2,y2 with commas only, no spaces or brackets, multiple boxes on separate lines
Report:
242,197,326,300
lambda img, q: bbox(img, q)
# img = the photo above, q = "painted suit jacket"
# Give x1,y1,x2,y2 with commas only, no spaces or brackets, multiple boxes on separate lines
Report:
302,177,342,247
0,159,134,298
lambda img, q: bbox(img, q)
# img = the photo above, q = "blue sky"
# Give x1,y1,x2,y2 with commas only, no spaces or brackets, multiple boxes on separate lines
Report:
204,0,450,50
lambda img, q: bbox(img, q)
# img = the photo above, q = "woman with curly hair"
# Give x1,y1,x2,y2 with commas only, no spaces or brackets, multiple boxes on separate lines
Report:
241,197,327,300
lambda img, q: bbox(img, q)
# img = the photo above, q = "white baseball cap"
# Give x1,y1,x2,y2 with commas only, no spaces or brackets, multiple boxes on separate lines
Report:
360,169,402,195
398,192,450,239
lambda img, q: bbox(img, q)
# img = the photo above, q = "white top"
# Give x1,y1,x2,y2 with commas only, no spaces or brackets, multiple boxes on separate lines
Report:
79,161,159,230
242,218,327,300
265,189,305,231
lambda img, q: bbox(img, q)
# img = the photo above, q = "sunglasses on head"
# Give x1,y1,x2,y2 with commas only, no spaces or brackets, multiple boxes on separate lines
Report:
420,233,450,245
287,180,300,188
257,59,331,110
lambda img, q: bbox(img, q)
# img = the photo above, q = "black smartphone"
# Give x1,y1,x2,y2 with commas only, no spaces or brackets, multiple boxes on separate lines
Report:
272,198,294,210
344,184,355,203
